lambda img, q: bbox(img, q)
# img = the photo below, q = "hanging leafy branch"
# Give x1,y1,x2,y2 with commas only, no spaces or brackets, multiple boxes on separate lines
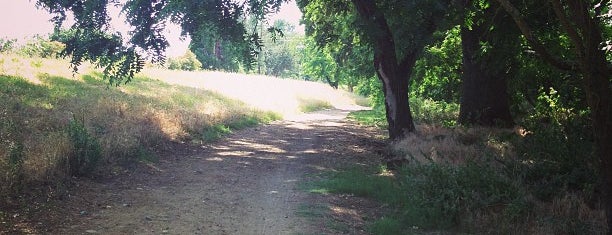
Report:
36,0,288,84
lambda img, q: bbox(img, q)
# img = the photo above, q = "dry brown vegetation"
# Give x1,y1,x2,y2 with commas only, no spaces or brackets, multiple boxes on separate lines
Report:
0,54,361,203
389,124,607,234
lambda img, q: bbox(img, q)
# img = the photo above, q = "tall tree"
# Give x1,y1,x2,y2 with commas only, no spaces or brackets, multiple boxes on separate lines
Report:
494,0,612,232
299,0,455,139
458,1,517,126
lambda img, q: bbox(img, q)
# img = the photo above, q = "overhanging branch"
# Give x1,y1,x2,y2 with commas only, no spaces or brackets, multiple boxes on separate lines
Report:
494,0,579,72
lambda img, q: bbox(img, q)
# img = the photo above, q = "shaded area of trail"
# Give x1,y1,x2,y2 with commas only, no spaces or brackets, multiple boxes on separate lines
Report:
50,109,385,234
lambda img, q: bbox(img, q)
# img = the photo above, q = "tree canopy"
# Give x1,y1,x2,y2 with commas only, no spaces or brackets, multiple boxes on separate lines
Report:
36,0,288,85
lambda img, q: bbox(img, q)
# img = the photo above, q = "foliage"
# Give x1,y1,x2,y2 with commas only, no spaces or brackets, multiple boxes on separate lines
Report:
513,87,597,201
349,97,459,128
50,28,145,86
411,26,462,103
66,115,102,177
409,97,459,126
17,35,66,58
260,20,303,78
0,38,16,53
167,50,202,71
35,0,288,83
299,1,376,92
308,163,528,233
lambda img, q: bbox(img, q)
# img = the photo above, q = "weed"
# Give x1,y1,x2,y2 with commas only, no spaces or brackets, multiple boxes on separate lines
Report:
66,114,101,176
30,59,43,69
350,97,459,128
7,141,25,192
200,124,232,142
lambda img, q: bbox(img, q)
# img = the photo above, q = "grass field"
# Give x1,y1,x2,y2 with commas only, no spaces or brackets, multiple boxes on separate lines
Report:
0,54,364,199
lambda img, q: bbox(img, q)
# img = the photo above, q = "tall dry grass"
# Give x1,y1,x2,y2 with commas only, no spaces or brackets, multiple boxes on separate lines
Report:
390,124,607,234
0,55,320,197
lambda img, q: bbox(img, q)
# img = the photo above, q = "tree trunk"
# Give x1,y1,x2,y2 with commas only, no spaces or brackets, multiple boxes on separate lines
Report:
578,15,612,235
585,62,612,235
458,25,514,126
351,0,417,140
376,56,416,140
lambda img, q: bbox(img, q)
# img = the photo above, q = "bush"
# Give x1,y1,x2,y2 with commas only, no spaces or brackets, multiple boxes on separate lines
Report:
67,116,101,177
514,87,597,201
0,38,16,53
17,36,65,58
409,97,459,126
167,50,202,71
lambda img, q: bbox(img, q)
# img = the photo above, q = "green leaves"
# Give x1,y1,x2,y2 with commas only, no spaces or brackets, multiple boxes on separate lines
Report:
52,28,144,86
36,0,289,84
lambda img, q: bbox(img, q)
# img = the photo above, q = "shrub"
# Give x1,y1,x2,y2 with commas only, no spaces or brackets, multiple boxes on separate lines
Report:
66,115,101,177
0,38,16,53
167,50,202,71
17,36,65,58
514,87,597,201
409,97,459,126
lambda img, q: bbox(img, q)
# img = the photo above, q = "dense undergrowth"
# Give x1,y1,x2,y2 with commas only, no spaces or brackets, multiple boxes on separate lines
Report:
326,100,606,234
0,55,280,204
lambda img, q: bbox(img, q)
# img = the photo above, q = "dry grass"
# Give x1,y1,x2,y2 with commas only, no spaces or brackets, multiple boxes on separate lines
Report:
392,125,516,165
0,54,365,199
389,124,607,234
140,68,364,116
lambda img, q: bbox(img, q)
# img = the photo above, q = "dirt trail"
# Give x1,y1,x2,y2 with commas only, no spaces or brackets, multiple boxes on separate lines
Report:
49,109,385,235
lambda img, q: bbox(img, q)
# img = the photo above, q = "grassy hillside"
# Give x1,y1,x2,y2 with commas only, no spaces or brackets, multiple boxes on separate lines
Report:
0,54,363,200
140,68,369,117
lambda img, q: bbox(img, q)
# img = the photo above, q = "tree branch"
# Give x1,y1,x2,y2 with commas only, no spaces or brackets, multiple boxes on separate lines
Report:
494,0,578,72
550,0,585,58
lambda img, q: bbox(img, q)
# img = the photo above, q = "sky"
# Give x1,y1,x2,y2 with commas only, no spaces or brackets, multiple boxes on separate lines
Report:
0,0,304,57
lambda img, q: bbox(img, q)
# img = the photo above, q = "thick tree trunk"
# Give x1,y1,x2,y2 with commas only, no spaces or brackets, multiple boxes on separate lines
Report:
458,25,514,126
579,19,612,235
586,67,612,235
376,58,416,139
351,0,417,140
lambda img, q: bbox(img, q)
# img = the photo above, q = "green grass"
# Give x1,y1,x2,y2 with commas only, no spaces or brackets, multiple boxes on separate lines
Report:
348,108,388,128
305,163,532,234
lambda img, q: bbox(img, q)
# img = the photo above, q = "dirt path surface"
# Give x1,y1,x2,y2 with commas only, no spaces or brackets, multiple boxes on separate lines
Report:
45,109,386,235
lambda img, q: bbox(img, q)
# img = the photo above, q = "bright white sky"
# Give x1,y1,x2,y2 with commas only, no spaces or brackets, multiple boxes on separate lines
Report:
0,0,303,57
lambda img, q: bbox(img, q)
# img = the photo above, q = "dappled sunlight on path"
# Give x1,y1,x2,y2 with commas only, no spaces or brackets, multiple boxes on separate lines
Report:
54,108,385,234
